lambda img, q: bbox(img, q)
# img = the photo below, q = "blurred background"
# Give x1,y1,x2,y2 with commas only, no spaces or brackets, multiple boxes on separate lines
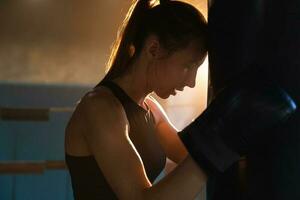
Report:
0,0,208,199
0,0,208,128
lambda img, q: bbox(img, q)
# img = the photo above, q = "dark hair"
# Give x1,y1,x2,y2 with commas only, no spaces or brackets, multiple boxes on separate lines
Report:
100,0,207,82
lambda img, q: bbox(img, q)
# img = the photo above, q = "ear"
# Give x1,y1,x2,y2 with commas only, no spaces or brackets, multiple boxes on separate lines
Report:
144,34,162,60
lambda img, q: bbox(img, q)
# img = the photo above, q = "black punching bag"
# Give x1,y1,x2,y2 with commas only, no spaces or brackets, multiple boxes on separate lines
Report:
207,0,300,199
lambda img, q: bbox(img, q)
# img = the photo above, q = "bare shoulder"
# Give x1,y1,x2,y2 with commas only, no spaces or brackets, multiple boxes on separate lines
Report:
78,86,129,135
65,86,128,155
81,86,120,109
82,86,127,115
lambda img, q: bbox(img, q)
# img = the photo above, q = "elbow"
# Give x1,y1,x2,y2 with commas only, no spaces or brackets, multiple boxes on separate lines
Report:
140,187,161,200
125,187,163,200
117,187,155,200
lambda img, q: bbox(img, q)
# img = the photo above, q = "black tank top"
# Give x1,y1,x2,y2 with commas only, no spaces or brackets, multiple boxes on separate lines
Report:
65,81,166,200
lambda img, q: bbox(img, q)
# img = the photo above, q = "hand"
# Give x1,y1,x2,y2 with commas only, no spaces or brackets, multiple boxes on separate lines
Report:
179,79,297,176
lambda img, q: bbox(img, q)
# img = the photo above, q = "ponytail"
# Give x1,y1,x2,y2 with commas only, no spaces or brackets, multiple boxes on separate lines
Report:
97,0,207,84
101,0,152,82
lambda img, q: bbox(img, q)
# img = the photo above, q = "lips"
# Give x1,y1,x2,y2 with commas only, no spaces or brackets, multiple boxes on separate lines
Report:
176,87,184,91
169,87,185,96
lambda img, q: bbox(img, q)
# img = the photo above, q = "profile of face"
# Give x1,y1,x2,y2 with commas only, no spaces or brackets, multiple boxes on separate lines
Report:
147,38,207,99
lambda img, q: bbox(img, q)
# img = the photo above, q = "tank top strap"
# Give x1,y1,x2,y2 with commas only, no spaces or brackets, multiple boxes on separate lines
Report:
99,81,135,109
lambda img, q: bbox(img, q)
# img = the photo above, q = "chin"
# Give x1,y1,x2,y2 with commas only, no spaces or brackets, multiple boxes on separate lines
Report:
154,91,170,99
160,94,171,99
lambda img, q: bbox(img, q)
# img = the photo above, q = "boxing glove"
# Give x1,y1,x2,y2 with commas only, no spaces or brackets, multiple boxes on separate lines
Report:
179,79,297,176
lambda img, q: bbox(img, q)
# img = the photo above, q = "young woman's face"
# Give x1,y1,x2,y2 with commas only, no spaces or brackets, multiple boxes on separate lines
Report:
150,43,207,99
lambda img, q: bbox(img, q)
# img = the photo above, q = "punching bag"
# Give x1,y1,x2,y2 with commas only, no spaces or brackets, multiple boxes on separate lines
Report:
207,0,300,199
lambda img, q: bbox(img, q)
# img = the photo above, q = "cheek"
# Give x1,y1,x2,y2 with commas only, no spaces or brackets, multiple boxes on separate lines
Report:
176,67,189,82
155,61,172,80
150,61,187,91
148,62,168,89
182,68,189,77
165,64,189,85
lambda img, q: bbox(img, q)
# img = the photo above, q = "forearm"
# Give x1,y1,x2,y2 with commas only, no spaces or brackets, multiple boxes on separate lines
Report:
142,155,207,200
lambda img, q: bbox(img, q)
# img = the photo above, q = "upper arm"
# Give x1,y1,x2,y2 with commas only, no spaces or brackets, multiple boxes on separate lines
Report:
80,93,151,199
145,96,188,164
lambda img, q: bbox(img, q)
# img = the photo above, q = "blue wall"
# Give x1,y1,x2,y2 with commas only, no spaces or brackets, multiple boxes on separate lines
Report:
0,82,90,200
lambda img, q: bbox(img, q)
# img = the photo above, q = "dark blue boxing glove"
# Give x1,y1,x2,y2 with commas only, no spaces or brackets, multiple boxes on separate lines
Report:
179,80,297,176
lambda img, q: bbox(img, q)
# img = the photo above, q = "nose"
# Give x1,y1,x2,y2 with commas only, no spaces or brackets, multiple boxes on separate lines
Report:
185,69,197,88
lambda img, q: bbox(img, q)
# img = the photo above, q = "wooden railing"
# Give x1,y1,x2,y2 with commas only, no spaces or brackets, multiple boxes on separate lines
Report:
0,160,67,174
0,106,73,174
0,107,74,121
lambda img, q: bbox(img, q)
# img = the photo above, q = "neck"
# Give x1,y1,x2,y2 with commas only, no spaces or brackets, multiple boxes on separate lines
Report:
113,61,152,107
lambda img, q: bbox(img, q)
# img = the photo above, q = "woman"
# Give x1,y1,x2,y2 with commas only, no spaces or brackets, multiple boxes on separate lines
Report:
65,0,298,198
65,0,208,199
